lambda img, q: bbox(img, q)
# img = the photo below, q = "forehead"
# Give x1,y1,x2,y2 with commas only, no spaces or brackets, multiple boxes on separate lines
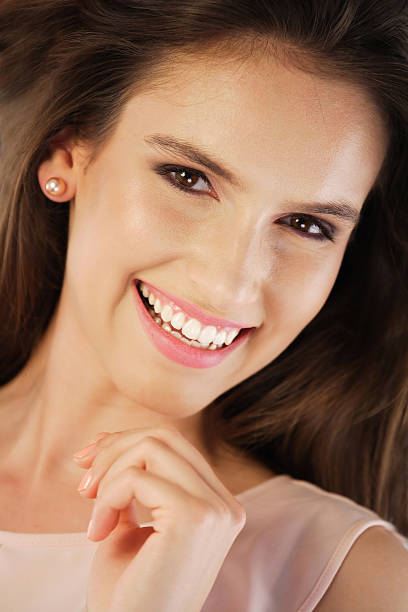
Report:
122,51,388,205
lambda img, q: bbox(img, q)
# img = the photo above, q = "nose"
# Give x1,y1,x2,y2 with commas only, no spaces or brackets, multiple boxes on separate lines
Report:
186,213,269,321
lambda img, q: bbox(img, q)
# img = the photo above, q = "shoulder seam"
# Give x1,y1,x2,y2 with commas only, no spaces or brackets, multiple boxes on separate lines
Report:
296,519,396,612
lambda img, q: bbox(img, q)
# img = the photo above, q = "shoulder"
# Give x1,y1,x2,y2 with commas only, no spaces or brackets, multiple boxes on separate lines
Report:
315,526,408,611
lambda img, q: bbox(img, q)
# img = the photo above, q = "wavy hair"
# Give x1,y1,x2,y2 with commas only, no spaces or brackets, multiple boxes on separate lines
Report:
1,0,407,534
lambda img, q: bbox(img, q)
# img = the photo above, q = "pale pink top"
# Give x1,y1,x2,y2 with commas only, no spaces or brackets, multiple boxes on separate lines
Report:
1,474,406,611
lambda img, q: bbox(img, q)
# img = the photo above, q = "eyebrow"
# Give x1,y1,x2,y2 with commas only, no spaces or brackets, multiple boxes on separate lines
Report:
144,133,361,225
144,133,244,189
282,200,360,225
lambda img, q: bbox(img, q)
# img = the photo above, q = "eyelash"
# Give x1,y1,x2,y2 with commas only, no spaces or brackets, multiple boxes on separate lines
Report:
154,163,336,242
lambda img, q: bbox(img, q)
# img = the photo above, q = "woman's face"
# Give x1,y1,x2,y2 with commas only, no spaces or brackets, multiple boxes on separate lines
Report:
40,51,388,417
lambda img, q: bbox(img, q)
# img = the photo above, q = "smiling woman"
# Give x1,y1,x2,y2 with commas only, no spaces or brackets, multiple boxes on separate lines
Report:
0,1,408,611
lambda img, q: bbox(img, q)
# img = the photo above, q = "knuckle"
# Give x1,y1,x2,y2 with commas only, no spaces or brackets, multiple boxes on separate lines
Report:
214,500,232,521
215,500,245,530
209,499,247,532
189,498,216,525
98,465,138,497
231,500,247,530
138,435,162,451
188,498,238,530
189,500,240,532
122,465,141,482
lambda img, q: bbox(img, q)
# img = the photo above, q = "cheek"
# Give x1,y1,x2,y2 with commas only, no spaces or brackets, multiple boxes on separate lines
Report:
288,250,341,313
264,249,344,342
240,254,343,381
65,181,199,323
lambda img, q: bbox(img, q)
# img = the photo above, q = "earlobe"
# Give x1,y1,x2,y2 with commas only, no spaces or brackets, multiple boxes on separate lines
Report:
45,177,67,197
37,134,77,202
38,166,75,202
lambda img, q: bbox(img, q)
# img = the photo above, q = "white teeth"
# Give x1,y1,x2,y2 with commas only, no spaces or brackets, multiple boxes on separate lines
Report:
161,305,173,322
153,298,161,314
139,282,242,349
225,329,239,345
179,335,193,346
149,311,234,351
213,330,227,347
171,311,186,330
181,318,201,340
198,325,217,346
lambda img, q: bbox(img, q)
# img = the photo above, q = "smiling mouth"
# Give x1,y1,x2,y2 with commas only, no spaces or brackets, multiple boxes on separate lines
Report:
136,280,248,350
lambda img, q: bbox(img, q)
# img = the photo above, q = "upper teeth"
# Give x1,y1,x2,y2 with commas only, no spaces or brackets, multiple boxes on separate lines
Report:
139,282,240,347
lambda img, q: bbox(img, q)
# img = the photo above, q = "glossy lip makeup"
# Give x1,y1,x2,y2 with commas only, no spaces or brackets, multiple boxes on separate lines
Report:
131,280,255,369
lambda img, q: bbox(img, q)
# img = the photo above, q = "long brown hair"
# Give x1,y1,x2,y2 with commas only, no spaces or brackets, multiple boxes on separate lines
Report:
1,1,407,534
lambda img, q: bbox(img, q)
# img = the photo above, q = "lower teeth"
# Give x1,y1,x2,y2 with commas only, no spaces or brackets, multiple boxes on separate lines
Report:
143,299,224,350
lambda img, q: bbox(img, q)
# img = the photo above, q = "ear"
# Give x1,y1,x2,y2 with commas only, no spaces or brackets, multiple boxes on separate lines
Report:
37,127,82,203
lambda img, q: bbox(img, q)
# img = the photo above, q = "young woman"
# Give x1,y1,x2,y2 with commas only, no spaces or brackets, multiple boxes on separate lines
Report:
0,1,407,610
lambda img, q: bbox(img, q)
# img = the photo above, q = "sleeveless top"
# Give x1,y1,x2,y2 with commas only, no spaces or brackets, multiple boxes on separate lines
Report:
0,474,406,611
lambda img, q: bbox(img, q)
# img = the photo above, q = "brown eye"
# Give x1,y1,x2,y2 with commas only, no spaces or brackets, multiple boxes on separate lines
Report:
290,215,323,236
155,164,213,195
277,214,334,241
174,169,201,188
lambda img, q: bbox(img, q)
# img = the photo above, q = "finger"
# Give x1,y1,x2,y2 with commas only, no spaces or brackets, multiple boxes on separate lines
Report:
73,431,113,467
93,436,225,507
74,430,142,471
73,428,172,467
79,435,214,505
79,427,234,502
75,429,180,482
87,465,197,541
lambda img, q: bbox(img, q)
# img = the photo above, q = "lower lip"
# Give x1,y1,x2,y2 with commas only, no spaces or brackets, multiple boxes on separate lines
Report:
131,280,253,369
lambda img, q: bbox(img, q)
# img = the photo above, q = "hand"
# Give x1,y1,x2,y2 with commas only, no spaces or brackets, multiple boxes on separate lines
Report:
73,427,247,612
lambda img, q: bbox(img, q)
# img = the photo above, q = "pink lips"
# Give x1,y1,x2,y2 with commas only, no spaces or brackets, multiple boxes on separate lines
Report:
137,279,253,330
132,280,254,369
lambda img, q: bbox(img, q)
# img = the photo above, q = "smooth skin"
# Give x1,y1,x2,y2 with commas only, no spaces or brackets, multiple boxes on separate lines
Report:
1,48,407,609
77,430,408,612
76,428,246,612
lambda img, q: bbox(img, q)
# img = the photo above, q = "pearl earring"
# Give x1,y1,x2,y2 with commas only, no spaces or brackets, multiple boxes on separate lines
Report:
45,177,66,196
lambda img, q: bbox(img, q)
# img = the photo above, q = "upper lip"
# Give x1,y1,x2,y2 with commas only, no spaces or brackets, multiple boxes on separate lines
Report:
137,279,256,330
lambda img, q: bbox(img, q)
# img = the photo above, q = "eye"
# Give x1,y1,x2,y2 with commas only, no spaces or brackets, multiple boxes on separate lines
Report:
154,164,214,196
154,164,336,241
278,214,335,242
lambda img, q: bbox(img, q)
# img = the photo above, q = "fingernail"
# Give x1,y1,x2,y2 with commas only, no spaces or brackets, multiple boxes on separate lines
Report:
87,518,94,539
92,432,110,443
77,469,93,492
73,433,110,459
73,442,97,460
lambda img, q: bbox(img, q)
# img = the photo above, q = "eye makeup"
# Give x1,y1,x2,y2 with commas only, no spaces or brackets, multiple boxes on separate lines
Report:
154,163,214,197
152,162,339,242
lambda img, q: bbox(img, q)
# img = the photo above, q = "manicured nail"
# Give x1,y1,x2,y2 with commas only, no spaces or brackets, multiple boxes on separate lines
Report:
73,442,97,460
91,432,110,443
77,469,93,492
